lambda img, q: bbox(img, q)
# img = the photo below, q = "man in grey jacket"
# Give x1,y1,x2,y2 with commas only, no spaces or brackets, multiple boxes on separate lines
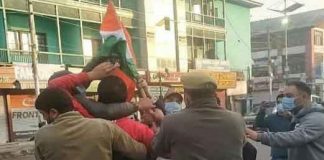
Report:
246,81,324,160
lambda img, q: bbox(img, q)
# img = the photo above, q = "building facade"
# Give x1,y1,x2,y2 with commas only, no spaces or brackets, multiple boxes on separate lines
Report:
0,0,260,142
251,9,324,104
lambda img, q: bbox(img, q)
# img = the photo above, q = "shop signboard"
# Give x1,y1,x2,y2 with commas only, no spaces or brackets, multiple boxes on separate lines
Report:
195,59,230,71
13,63,63,89
148,72,183,83
190,70,237,89
0,66,15,88
7,95,39,141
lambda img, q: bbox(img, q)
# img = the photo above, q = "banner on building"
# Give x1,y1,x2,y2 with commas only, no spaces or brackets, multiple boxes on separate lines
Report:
195,59,230,71
7,95,39,142
148,72,183,83
0,66,15,88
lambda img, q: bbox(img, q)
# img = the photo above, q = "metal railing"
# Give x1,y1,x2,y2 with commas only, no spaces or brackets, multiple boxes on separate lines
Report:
186,12,225,28
0,48,88,66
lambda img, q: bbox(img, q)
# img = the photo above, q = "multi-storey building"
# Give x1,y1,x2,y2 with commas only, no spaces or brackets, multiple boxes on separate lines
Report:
251,9,324,104
0,0,261,142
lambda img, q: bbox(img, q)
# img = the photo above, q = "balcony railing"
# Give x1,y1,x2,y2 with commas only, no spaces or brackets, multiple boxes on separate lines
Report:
0,48,90,66
186,12,225,28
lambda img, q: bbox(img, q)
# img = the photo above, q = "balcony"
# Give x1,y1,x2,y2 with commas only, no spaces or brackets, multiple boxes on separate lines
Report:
0,48,92,66
186,12,225,28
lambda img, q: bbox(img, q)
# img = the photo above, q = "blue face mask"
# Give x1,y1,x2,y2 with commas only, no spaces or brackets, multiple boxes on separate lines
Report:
165,102,182,115
281,97,296,111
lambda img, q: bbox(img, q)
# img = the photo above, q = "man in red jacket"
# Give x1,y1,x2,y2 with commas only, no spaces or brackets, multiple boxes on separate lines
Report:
49,62,155,157
48,62,153,120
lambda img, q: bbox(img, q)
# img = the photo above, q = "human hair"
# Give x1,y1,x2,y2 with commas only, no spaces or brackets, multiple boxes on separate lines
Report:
154,97,166,115
276,94,284,103
48,70,72,81
165,93,183,104
287,81,311,96
185,87,216,101
35,87,73,113
97,76,127,104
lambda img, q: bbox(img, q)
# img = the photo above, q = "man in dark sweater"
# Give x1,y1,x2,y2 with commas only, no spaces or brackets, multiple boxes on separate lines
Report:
255,94,291,160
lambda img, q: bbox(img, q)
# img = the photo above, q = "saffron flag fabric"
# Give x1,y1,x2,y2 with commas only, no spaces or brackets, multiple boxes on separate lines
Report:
99,0,139,80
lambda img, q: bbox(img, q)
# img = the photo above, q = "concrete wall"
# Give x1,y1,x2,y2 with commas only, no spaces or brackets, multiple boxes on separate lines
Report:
225,3,252,73
60,18,82,54
35,16,59,53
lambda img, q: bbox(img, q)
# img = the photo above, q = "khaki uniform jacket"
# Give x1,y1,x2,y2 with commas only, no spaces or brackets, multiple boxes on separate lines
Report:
35,111,146,160
153,98,246,160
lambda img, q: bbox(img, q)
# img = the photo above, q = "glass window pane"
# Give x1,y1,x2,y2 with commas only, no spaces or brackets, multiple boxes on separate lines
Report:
193,37,203,59
205,39,215,59
21,32,30,52
121,0,137,11
36,33,47,52
82,39,93,57
192,0,202,14
8,31,19,50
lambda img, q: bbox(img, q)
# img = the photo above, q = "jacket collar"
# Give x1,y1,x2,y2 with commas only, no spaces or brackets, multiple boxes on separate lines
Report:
187,97,219,109
52,111,83,124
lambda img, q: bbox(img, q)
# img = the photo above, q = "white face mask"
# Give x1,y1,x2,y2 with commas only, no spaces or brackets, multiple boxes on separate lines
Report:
165,102,182,115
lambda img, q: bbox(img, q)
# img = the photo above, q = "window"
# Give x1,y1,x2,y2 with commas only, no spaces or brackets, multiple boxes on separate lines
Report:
314,30,323,46
185,0,191,12
7,30,47,53
203,0,214,17
36,33,48,52
8,31,20,50
193,37,204,59
205,39,215,59
82,38,100,57
192,0,202,14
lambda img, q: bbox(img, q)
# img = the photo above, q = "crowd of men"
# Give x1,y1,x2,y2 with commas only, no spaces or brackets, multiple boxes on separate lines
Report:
33,61,324,160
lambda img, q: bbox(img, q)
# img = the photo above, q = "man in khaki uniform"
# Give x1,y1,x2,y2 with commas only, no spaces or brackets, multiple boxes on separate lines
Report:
34,87,146,160
153,72,246,160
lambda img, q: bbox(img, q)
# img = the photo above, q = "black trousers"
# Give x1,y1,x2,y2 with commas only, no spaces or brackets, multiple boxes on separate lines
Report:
243,142,257,160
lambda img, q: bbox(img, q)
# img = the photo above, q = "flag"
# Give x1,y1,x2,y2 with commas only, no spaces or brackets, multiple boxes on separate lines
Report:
99,0,139,80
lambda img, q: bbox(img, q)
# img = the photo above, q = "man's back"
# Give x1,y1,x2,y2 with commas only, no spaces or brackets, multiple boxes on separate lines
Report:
35,111,146,160
153,104,245,160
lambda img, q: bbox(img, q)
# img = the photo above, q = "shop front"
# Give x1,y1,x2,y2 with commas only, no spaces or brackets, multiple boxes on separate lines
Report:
147,71,184,102
0,63,64,142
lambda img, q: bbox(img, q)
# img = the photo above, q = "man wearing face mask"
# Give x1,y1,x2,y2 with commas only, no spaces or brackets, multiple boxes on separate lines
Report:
254,94,291,160
164,88,183,115
153,72,246,160
34,87,147,160
246,81,324,160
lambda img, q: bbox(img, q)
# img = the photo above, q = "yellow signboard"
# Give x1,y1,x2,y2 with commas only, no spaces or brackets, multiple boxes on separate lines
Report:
208,72,237,89
190,70,237,89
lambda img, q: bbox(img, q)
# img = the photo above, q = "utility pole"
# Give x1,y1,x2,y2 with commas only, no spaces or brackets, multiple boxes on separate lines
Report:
28,0,40,96
267,24,273,101
173,0,180,72
284,0,289,83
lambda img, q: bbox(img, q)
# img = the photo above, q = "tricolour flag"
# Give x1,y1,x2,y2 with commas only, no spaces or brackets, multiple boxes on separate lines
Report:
99,0,138,80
